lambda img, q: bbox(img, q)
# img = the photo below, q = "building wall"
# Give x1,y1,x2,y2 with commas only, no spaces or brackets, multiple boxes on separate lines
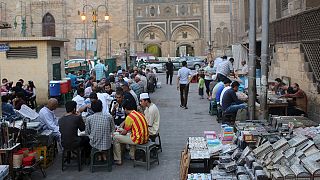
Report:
0,0,239,60
269,43,320,121
0,41,49,105
1,0,129,61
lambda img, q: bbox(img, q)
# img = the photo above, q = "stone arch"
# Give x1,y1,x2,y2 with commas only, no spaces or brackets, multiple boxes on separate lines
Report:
42,12,55,37
171,25,200,41
175,42,195,57
138,26,166,42
144,43,162,57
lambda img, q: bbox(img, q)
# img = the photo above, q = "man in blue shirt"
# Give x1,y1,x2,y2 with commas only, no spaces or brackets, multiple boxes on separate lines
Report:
216,78,231,105
221,81,247,113
94,60,108,82
1,95,16,119
39,98,61,141
67,71,77,89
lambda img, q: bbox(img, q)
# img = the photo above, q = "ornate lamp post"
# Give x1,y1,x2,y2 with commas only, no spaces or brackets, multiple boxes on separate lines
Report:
80,4,109,65
13,15,33,37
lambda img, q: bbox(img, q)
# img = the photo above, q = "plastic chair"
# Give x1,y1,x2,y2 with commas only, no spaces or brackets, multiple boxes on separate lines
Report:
90,148,112,173
61,147,83,171
133,141,159,170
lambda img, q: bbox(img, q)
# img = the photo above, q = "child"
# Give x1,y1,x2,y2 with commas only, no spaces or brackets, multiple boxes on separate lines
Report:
198,74,205,99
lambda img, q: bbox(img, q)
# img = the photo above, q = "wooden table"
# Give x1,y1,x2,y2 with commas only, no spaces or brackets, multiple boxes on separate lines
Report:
268,102,288,116
0,143,21,178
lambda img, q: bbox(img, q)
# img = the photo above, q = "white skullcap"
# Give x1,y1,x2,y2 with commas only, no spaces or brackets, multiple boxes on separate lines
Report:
139,93,149,100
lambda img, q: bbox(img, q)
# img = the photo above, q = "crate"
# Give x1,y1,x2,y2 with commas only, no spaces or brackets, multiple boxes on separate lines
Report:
35,145,55,168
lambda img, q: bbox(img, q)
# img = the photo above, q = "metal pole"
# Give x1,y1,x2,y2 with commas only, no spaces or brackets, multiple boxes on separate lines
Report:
229,0,233,44
208,0,212,58
260,0,269,119
248,0,256,120
21,17,26,37
93,13,98,65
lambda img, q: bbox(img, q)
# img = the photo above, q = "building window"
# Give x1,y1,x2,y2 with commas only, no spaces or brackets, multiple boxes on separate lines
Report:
52,47,61,57
6,47,37,58
150,6,155,17
150,32,155,40
282,0,288,10
42,13,56,37
182,32,188,39
137,8,143,17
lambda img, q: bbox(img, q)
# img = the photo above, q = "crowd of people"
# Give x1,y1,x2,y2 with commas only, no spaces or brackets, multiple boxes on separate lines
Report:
201,56,308,122
1,78,37,121
37,61,161,165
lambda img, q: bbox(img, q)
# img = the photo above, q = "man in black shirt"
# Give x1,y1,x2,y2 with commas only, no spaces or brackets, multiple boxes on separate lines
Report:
221,81,247,114
109,90,126,126
59,101,91,156
165,58,174,85
120,82,138,111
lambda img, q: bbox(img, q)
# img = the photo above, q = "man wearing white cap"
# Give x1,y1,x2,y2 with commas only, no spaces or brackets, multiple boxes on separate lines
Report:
139,93,160,140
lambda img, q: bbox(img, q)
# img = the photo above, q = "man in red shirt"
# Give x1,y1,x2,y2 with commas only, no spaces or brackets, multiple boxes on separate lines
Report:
113,100,149,165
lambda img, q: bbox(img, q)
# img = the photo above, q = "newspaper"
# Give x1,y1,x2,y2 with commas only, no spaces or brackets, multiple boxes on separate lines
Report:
18,105,39,120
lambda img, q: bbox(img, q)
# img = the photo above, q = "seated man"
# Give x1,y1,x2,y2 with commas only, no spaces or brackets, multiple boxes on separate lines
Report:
1,95,16,119
139,93,160,141
211,80,224,101
113,100,149,165
85,100,115,152
59,101,90,156
72,87,85,111
283,83,307,116
109,90,126,126
221,81,247,114
217,78,232,105
39,98,61,141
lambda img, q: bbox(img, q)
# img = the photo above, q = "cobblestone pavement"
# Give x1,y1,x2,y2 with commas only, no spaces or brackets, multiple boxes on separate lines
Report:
32,73,221,180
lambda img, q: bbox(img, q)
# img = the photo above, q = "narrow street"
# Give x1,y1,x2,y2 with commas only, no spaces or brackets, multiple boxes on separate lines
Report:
33,73,220,180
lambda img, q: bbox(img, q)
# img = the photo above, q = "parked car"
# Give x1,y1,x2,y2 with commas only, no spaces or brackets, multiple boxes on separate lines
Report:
146,63,165,73
136,53,158,63
173,56,205,70
65,59,94,69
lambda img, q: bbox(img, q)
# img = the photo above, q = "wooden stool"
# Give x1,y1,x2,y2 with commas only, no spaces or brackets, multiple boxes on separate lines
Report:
133,142,159,170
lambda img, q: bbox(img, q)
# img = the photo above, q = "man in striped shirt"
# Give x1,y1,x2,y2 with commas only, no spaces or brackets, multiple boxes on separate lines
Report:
113,99,149,165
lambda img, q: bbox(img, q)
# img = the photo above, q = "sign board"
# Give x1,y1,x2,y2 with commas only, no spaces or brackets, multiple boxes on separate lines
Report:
0,43,9,52
75,38,97,51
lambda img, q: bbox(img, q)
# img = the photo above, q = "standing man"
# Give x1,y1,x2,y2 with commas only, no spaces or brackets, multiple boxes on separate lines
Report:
39,98,60,141
165,58,174,85
216,57,234,82
139,93,160,141
240,60,249,75
204,61,215,98
94,59,108,82
177,61,193,109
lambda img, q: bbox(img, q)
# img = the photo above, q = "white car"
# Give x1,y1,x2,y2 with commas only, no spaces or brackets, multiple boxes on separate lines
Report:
146,63,165,73
65,59,95,69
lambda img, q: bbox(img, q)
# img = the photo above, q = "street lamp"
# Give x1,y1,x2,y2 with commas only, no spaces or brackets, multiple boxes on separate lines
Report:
80,4,110,65
14,15,33,37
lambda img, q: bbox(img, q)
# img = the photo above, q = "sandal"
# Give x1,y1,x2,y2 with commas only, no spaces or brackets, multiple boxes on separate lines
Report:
114,160,122,165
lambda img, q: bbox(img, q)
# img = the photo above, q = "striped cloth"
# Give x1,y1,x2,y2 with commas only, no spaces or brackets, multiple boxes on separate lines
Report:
124,110,149,144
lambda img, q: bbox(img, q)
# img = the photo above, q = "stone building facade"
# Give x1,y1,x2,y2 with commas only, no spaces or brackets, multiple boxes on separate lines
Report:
0,0,237,59
238,0,320,121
